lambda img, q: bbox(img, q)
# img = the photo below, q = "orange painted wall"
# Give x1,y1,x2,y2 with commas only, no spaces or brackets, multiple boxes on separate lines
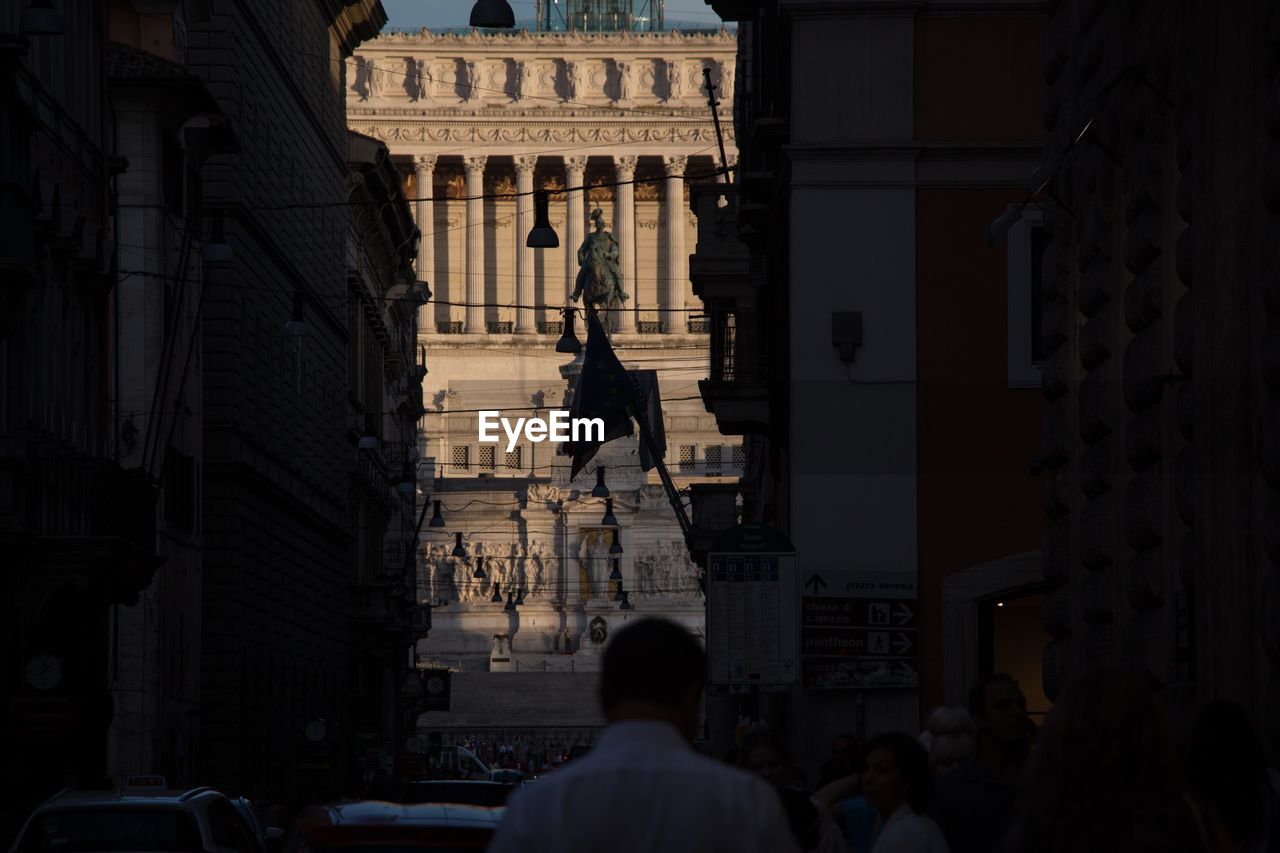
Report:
915,15,1046,143
915,187,1046,716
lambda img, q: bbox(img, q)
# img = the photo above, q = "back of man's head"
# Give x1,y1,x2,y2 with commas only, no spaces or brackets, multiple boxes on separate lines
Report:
600,618,706,729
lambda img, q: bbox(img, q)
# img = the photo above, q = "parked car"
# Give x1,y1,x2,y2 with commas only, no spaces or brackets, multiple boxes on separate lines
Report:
229,797,285,852
403,780,518,808
10,778,260,853
295,801,503,852
422,746,494,782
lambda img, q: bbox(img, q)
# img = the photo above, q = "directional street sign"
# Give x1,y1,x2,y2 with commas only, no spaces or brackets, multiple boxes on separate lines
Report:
799,571,918,690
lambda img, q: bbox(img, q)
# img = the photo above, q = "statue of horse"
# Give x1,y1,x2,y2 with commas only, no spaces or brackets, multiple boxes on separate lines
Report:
572,208,627,313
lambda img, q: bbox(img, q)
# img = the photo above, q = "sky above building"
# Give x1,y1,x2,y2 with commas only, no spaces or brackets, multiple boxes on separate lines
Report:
381,0,728,30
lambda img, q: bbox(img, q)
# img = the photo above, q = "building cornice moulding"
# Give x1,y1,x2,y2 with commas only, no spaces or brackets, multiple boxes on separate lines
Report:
350,120,735,148
349,106,714,120
370,29,738,48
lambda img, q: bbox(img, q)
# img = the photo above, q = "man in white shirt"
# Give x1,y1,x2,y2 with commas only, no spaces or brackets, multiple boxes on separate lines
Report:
486,617,801,853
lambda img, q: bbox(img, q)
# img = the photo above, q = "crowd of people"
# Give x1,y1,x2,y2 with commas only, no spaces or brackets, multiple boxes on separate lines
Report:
489,617,1280,853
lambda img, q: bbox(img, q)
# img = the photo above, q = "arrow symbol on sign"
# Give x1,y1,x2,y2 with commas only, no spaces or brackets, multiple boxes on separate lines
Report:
894,603,915,626
804,573,827,594
893,632,913,655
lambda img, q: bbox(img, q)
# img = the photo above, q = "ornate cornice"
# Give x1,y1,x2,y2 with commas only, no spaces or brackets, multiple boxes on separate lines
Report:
349,120,735,148
372,28,737,47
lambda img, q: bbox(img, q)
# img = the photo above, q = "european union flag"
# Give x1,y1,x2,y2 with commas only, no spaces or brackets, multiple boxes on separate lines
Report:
564,313,639,480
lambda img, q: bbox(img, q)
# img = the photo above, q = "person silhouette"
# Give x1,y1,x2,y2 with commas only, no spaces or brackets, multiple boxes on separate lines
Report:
489,619,800,853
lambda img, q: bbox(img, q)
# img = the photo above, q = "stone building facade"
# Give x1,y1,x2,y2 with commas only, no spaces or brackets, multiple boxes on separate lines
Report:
695,0,1048,771
1,3,163,829
184,0,386,799
105,27,232,790
1036,0,1279,754
344,129,426,792
348,27,739,742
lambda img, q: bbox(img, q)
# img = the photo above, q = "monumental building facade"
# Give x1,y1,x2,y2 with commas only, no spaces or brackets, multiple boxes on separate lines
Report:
348,22,739,752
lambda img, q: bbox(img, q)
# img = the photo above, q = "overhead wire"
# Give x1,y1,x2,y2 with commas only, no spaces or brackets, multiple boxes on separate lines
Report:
116,268,718,313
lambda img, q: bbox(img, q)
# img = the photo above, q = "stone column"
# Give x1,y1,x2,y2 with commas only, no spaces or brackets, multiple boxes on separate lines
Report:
514,155,537,334
463,155,487,333
564,156,588,312
662,154,689,333
613,155,638,334
413,154,437,334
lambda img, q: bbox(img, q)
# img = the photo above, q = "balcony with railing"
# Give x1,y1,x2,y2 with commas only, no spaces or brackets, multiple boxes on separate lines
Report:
698,308,770,435
19,455,163,604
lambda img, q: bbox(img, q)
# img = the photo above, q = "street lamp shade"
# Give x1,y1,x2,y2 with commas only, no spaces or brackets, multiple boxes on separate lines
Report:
601,498,618,527
283,292,307,336
473,556,486,578
526,191,559,248
555,307,582,354
619,591,632,610
609,528,623,555
396,462,414,495
591,467,609,498
21,0,64,36
429,499,446,527
470,0,515,28
452,532,467,558
515,588,526,606
491,582,503,603
609,558,622,581
504,591,517,611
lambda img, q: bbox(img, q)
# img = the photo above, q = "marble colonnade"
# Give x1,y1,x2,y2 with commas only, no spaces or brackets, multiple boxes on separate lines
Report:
412,153,699,334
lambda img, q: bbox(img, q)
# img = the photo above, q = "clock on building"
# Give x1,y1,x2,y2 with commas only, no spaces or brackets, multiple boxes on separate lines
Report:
304,718,328,743
24,653,64,691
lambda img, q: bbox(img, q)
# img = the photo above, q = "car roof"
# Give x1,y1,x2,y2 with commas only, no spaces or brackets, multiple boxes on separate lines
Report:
38,788,222,808
318,800,504,828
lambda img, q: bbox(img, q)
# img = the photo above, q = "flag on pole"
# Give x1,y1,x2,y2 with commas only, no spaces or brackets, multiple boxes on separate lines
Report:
628,369,667,471
564,313,639,480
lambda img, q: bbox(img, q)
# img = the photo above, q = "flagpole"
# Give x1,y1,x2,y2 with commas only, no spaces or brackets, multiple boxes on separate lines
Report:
628,403,691,540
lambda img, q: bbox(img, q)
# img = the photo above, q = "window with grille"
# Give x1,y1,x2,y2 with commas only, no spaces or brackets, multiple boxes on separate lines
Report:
731,445,745,466
704,445,722,472
452,445,470,471
479,446,496,469
505,447,522,469
679,445,696,471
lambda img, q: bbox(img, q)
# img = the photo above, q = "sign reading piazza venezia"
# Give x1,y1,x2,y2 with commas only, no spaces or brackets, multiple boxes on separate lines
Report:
346,23,739,749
